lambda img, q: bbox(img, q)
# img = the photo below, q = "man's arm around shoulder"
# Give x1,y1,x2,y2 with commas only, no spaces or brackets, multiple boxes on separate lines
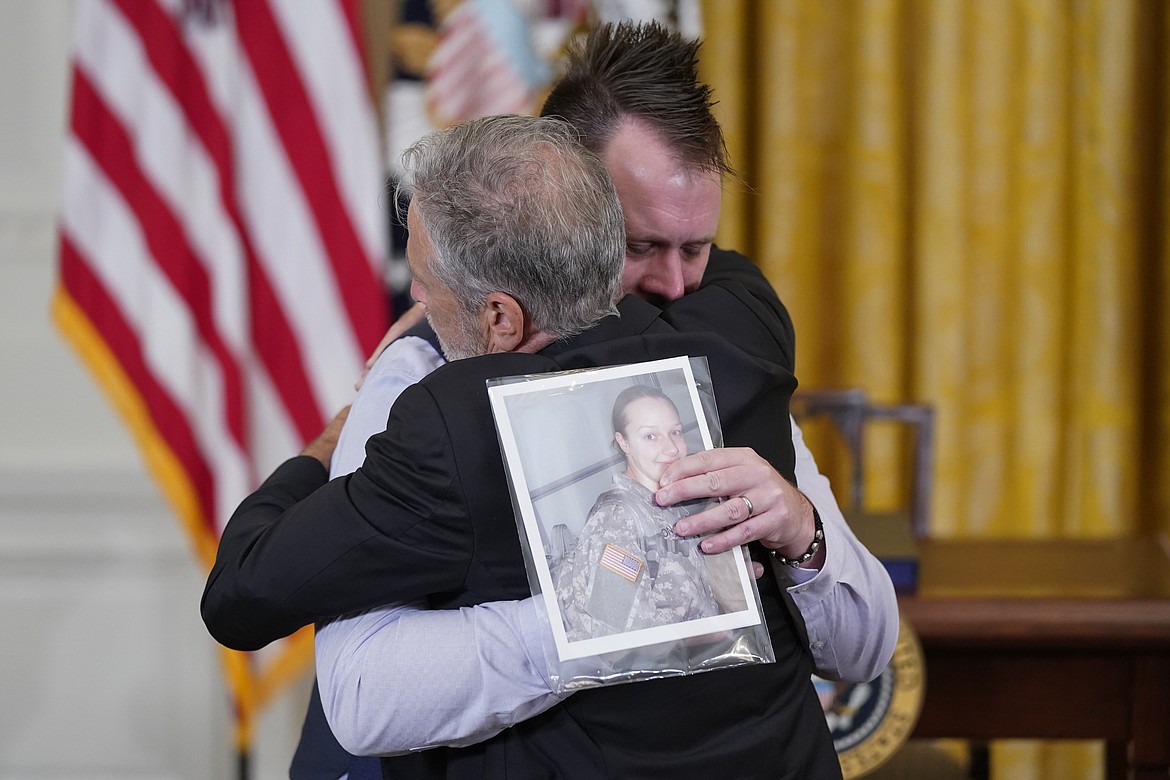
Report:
316,599,566,756
201,454,331,650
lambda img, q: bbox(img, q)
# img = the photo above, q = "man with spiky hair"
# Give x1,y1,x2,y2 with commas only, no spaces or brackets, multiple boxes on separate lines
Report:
219,20,896,780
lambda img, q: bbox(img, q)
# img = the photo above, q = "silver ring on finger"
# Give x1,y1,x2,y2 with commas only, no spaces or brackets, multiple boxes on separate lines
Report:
739,495,755,518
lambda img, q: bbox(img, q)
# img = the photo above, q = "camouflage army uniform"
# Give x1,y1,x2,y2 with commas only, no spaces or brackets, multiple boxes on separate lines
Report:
553,473,721,641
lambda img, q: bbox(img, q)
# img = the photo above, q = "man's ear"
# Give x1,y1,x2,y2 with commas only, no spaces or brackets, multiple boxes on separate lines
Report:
483,292,526,353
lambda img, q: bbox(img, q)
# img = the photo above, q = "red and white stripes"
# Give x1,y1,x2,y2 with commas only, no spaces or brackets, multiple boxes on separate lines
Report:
57,0,389,546
425,1,537,128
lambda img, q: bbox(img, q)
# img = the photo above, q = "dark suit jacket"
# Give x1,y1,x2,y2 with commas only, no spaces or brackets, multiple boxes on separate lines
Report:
202,251,841,779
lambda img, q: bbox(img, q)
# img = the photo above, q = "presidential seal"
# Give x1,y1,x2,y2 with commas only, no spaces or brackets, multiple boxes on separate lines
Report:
814,615,925,778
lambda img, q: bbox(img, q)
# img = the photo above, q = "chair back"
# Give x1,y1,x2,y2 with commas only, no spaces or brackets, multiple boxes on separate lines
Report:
791,388,935,538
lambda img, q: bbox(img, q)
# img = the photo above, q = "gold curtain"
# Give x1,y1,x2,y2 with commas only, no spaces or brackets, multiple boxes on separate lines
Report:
701,0,1169,777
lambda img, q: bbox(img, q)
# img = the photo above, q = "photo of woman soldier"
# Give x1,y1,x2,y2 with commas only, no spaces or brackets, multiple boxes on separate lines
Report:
553,385,746,641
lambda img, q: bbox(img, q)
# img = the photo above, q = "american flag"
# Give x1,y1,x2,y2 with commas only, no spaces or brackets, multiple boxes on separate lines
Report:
53,0,390,753
600,543,643,582
423,0,549,128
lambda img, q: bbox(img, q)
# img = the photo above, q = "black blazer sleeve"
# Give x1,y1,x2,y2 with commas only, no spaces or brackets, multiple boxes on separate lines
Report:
201,382,476,651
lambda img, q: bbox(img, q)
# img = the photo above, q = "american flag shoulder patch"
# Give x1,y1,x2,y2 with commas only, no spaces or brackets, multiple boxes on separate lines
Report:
599,544,643,583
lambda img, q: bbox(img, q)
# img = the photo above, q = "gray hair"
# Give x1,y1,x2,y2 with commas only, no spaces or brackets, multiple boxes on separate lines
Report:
399,114,625,340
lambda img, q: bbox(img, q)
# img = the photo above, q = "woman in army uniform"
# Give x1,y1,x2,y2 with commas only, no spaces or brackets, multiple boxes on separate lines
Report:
553,385,746,641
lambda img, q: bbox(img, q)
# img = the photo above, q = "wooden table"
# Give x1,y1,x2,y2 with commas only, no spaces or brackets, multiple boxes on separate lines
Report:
899,535,1170,780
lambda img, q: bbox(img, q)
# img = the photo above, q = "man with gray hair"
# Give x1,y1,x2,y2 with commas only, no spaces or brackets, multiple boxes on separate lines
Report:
203,113,842,777
293,25,895,775
398,114,625,358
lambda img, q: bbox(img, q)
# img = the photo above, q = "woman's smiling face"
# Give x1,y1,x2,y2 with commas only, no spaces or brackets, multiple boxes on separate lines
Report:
615,396,687,491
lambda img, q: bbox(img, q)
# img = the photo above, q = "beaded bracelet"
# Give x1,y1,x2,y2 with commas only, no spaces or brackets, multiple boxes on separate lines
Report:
770,506,824,567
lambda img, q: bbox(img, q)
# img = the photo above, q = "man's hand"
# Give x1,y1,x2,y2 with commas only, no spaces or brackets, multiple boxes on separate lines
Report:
355,303,427,390
300,405,351,470
657,447,821,569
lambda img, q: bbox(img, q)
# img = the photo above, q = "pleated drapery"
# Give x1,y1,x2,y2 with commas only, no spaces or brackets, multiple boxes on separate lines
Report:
701,1,1169,777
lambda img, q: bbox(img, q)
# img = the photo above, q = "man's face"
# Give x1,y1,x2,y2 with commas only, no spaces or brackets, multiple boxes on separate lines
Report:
602,122,723,306
406,204,483,360
615,396,688,491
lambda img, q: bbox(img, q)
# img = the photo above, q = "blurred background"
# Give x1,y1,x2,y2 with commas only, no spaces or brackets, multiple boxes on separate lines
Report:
1,1,1166,778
